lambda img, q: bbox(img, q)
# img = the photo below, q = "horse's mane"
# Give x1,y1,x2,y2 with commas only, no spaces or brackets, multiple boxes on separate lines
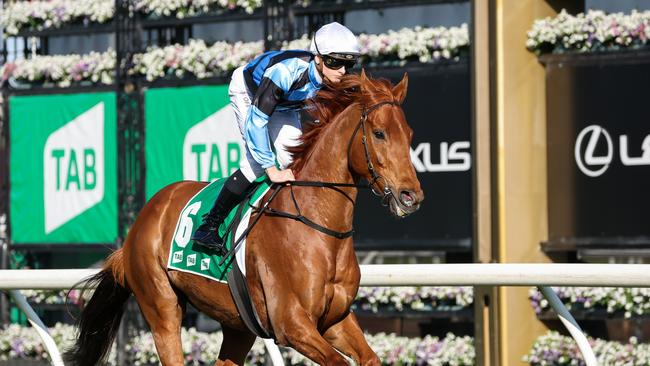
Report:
289,73,396,172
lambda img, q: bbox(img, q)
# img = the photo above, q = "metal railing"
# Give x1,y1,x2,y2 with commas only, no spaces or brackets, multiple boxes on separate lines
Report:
3,263,650,365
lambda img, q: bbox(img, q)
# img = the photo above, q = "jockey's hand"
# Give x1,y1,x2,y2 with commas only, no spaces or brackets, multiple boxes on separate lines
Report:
266,166,295,183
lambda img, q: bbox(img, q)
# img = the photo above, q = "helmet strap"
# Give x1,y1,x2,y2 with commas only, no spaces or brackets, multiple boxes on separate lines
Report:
314,32,323,56
313,33,326,79
313,32,340,84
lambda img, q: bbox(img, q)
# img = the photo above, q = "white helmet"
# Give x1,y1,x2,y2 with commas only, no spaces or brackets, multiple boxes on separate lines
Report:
309,22,360,59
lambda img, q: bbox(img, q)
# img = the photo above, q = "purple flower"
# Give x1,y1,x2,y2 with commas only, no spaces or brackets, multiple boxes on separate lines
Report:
12,339,26,358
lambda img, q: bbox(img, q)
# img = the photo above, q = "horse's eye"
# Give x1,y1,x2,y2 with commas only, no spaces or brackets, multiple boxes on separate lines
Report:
373,130,385,140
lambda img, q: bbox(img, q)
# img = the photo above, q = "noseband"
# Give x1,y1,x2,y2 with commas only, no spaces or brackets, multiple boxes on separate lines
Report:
348,100,401,206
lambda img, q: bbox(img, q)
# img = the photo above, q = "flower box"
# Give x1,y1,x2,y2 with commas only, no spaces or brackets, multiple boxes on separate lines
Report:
527,9,650,56
0,361,48,366
0,324,475,365
524,331,650,365
1,0,114,37
0,0,263,36
2,24,470,87
530,287,650,319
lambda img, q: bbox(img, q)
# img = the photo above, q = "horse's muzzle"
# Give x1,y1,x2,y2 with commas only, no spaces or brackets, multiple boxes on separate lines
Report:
388,189,423,218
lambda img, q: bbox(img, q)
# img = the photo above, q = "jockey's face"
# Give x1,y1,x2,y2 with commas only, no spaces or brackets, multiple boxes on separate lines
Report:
315,55,347,83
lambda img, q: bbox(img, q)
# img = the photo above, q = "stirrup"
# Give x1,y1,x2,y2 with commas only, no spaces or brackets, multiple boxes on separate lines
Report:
193,230,228,256
201,242,228,257
195,238,228,257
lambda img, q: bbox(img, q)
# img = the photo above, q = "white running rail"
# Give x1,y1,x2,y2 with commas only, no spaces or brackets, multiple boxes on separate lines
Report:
8,290,65,366
3,263,650,366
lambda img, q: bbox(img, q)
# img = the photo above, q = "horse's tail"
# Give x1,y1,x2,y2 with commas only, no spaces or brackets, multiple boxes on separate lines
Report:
64,249,131,366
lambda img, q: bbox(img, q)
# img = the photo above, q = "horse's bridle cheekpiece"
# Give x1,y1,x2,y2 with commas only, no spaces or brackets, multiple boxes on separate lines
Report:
352,100,401,206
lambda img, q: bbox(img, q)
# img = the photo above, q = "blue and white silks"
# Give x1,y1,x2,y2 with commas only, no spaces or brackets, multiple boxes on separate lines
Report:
241,50,322,169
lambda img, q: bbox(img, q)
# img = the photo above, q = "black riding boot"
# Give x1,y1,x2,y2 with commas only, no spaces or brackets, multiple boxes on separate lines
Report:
192,170,252,254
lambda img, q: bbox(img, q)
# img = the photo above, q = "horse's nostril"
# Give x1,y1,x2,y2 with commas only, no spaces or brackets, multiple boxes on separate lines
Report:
400,191,415,207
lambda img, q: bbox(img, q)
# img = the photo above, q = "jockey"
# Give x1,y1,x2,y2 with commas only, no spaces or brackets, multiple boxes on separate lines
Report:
192,22,360,251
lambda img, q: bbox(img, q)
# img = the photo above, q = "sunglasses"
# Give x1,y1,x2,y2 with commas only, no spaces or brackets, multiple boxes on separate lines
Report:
322,55,357,70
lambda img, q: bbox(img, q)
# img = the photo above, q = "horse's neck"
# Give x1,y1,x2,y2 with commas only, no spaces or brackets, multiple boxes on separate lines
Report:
292,110,359,233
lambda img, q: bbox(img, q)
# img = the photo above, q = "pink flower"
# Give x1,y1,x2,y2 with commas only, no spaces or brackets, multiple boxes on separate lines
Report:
639,24,647,41
2,63,16,80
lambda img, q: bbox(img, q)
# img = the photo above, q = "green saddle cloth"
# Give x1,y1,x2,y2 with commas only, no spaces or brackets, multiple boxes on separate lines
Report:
167,178,271,282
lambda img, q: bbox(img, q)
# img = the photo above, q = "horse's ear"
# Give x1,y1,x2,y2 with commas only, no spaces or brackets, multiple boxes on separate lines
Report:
392,72,408,104
360,68,368,81
357,69,369,92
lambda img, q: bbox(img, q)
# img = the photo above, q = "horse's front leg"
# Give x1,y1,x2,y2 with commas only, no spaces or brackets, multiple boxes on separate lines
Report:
272,308,349,366
324,312,380,366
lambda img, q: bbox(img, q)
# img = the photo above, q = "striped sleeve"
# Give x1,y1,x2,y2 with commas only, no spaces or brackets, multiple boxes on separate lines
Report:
244,60,304,169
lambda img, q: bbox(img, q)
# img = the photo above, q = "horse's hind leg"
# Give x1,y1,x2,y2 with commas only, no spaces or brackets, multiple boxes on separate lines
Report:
128,265,186,365
215,325,256,366
324,312,380,366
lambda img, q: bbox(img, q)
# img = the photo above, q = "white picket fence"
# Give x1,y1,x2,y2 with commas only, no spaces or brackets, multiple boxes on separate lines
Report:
2,263,650,366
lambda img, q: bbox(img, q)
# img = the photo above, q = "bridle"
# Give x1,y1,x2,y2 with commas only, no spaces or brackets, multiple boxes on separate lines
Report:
348,100,401,206
218,100,402,264
266,99,401,234
272,99,401,233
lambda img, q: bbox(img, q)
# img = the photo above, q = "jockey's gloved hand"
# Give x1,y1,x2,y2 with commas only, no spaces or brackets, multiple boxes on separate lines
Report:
266,166,295,183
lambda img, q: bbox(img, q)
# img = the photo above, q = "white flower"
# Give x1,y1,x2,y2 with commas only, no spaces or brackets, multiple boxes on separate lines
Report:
132,39,264,81
527,9,650,54
281,34,311,51
5,24,469,87
134,0,262,18
1,0,263,36
1,0,114,36
530,286,650,318
524,331,650,365
355,286,474,313
7,49,115,87
0,324,478,364
356,24,469,63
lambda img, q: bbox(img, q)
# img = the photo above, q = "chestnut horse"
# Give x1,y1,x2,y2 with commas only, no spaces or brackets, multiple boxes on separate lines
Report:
66,71,423,365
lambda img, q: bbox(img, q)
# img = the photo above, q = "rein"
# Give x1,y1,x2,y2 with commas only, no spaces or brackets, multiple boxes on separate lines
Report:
265,185,355,239
218,100,400,265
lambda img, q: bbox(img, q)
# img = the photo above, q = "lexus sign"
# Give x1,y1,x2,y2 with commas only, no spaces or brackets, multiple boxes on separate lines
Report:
575,124,650,177
546,57,650,241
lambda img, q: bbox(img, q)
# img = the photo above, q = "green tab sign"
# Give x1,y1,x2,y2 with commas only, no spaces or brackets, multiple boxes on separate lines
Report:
144,85,245,200
9,92,117,244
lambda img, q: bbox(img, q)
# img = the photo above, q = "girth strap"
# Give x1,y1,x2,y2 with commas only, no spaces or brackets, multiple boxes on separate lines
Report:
226,257,274,339
223,188,275,339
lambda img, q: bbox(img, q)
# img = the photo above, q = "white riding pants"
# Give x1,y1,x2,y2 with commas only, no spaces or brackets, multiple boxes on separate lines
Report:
228,66,302,183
